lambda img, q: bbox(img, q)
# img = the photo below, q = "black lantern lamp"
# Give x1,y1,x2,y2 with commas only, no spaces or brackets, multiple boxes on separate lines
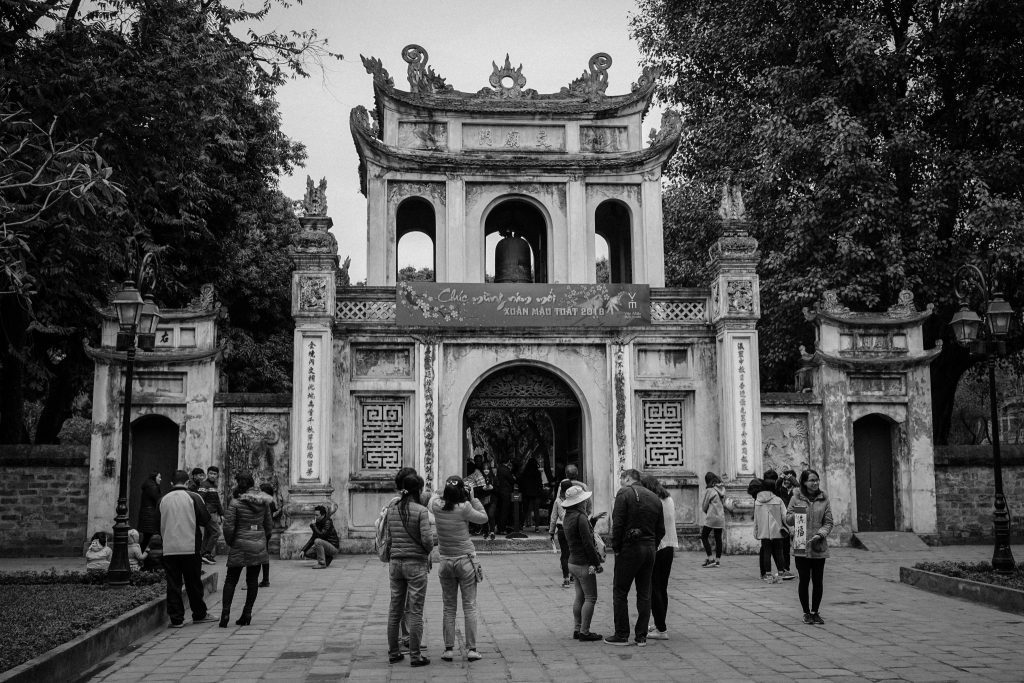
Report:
107,252,160,586
949,264,1017,575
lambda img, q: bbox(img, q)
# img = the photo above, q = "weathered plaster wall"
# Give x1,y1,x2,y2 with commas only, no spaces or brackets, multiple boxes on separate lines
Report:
0,446,89,556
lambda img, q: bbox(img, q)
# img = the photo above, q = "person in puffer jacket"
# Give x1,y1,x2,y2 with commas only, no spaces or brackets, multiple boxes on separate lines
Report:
219,472,273,628
84,531,111,572
753,482,788,583
785,469,834,626
386,473,433,668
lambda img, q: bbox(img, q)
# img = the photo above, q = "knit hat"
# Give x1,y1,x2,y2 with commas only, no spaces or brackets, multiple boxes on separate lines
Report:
562,485,592,508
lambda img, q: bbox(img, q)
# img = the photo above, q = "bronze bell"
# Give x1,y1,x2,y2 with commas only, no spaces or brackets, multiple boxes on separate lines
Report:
494,230,533,283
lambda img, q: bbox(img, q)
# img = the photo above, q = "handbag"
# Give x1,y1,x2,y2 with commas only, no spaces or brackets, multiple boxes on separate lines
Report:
473,558,484,583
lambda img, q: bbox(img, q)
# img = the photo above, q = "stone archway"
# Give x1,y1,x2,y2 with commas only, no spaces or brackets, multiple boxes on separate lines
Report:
463,365,583,484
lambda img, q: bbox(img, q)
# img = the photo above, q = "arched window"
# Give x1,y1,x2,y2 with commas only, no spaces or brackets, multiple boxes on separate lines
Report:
396,197,436,282
595,200,632,284
484,198,548,283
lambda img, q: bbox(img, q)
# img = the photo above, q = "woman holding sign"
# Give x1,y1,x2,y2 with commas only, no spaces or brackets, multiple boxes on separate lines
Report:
785,469,833,625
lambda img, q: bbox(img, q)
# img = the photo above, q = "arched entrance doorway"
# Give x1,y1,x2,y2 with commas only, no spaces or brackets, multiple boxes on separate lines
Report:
463,365,583,531
854,414,895,531
129,415,178,528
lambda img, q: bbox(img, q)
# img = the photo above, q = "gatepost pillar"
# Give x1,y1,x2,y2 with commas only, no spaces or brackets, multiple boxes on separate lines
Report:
708,185,763,552
282,177,339,557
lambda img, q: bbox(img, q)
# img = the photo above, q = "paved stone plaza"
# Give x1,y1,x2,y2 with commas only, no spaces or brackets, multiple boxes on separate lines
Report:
67,545,1024,682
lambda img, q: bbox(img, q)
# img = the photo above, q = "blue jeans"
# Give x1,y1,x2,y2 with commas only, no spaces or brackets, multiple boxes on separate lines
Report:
612,544,655,640
387,558,428,657
438,556,478,650
568,563,598,634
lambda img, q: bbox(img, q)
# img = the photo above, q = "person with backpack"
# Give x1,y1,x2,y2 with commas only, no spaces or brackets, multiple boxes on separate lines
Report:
429,475,488,662
386,473,433,667
753,476,788,583
700,472,726,567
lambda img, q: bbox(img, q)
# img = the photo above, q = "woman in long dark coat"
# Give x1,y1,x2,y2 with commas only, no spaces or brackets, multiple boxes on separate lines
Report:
220,472,273,627
138,471,162,551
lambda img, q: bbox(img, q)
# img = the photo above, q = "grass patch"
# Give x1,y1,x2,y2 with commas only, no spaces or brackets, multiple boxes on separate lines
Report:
0,570,164,674
913,560,1024,591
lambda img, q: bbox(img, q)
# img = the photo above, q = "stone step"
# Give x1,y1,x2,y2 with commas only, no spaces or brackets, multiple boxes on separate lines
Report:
853,531,931,552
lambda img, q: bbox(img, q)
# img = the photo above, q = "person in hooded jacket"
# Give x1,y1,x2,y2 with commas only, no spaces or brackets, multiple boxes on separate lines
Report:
700,473,726,567
785,469,834,625
138,471,162,552
84,531,111,572
753,478,787,583
219,472,273,627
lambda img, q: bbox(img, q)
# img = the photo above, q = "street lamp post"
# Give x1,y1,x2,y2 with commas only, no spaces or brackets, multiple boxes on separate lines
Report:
107,253,160,586
949,264,1017,575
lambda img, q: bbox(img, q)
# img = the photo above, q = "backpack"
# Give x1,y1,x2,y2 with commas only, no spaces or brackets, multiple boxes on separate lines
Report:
374,503,394,562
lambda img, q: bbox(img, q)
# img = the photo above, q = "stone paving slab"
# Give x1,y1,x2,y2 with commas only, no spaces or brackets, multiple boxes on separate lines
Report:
8,545,1020,682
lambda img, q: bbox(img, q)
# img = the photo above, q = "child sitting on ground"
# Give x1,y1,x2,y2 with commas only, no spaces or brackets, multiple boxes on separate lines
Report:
142,533,164,571
127,528,148,572
85,531,112,572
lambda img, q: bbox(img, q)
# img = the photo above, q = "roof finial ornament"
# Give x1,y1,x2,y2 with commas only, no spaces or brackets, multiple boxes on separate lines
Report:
718,183,745,221
303,176,328,216
402,44,452,95
481,54,534,99
562,53,612,101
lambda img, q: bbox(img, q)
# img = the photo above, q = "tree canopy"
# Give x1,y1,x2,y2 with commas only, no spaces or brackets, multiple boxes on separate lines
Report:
632,0,1024,441
0,0,341,442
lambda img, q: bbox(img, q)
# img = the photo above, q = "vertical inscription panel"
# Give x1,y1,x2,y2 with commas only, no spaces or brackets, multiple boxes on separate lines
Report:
300,336,322,481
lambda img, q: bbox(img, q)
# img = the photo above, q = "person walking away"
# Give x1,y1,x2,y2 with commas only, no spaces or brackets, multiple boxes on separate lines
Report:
549,480,573,588
298,505,340,568
127,529,148,571
642,475,677,640
775,469,797,580
605,468,664,647
198,466,224,564
495,458,516,533
139,471,162,552
84,531,111,573
220,473,273,627
159,469,212,628
785,469,834,625
700,473,726,567
386,474,433,667
561,484,603,642
753,478,787,583
258,483,280,587
429,475,487,662
518,457,544,532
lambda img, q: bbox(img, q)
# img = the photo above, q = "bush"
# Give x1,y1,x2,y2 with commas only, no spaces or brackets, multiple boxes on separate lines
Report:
914,560,1024,590
0,577,164,673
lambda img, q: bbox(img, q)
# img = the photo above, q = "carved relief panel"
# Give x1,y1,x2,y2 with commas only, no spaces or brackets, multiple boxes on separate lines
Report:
226,411,290,526
761,413,810,474
388,181,446,207
352,345,414,380
397,121,448,151
637,392,690,470
298,275,328,312
580,126,628,153
357,396,410,472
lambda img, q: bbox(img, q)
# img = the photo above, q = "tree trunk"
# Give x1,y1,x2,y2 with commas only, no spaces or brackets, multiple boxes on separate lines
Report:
33,341,79,444
0,295,30,443
931,342,974,445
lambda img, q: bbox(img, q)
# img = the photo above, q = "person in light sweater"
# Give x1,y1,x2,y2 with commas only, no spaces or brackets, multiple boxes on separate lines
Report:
429,475,488,662
641,475,678,640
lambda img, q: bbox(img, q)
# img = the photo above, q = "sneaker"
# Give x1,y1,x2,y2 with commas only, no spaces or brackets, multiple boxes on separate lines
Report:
561,578,571,589
388,653,404,663
313,563,326,569
410,656,430,667
578,632,603,642
572,630,580,639
604,635,631,646
803,613,814,624
761,574,771,582
441,649,454,662
780,570,795,581
192,614,216,624
200,556,214,565
647,628,668,640
635,637,648,647
712,559,720,567
811,613,825,625
169,622,184,629
258,580,270,588
701,558,714,568
467,650,482,661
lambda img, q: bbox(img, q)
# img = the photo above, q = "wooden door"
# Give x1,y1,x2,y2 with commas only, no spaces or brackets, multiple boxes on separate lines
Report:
854,415,895,531
129,415,178,528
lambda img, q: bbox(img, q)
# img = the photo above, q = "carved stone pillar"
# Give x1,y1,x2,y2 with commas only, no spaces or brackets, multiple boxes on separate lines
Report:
709,185,763,552
282,178,340,557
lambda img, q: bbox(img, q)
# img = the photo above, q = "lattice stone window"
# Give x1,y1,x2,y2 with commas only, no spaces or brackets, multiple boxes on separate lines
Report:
639,395,686,469
358,397,407,470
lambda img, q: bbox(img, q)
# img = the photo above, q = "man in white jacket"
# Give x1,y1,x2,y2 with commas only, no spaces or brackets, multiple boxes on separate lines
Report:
159,469,212,627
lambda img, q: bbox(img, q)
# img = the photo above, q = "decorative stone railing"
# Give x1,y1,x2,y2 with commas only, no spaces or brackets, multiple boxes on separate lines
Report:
335,287,708,324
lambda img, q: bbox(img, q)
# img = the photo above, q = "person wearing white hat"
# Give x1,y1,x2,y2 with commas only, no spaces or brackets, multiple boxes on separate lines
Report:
561,484,604,642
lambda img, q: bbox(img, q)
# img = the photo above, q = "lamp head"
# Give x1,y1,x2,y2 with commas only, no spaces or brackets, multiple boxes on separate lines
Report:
986,295,1015,339
949,303,982,346
112,281,143,330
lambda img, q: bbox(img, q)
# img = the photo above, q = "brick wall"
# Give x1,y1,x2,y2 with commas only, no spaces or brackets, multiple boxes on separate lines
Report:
0,445,90,557
934,445,1024,543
